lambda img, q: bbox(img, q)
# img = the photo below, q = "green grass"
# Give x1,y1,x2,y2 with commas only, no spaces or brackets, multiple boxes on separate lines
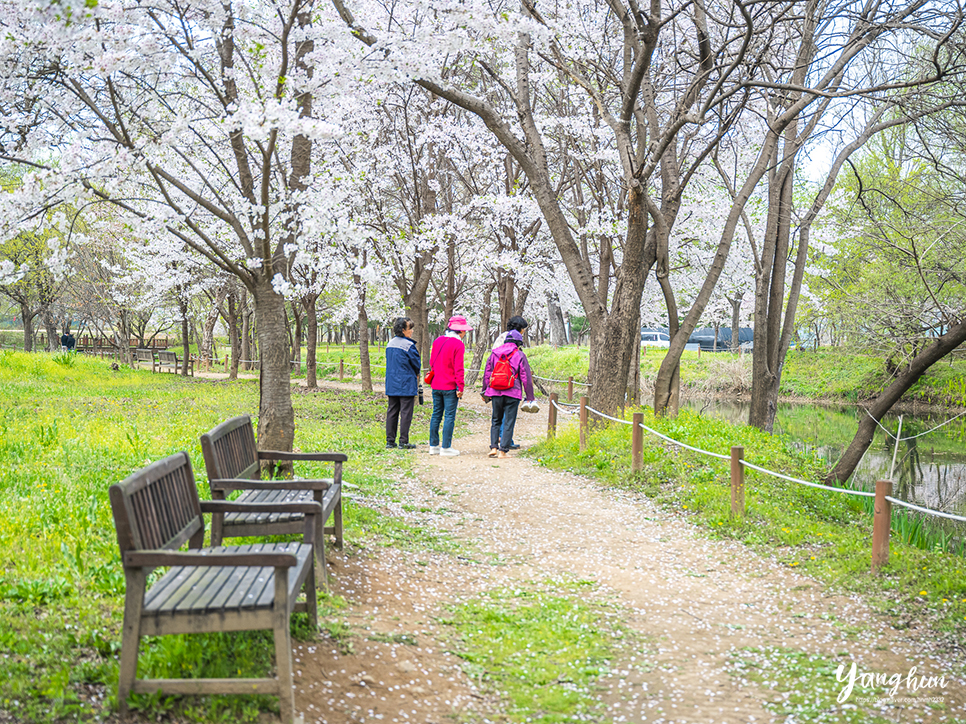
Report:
530,407,966,636
0,350,468,722
440,579,635,723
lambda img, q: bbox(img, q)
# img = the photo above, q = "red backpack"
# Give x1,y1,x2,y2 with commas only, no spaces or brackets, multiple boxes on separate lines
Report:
489,350,518,390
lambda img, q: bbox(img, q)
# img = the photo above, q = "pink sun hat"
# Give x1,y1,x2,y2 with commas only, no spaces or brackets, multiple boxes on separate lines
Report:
447,315,473,331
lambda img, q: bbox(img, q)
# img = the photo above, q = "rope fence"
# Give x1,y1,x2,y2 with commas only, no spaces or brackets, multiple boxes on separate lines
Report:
545,394,966,574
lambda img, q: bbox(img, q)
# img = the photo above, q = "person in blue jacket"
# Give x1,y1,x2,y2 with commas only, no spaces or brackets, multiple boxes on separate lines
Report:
385,317,422,449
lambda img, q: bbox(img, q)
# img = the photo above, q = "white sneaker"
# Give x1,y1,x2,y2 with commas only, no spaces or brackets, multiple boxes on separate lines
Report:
440,447,460,457
428,446,441,455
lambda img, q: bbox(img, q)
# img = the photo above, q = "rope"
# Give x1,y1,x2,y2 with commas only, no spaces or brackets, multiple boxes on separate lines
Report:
885,496,966,523
741,460,875,497
899,409,966,441
864,408,898,441
584,405,879,495
533,374,591,386
550,397,578,415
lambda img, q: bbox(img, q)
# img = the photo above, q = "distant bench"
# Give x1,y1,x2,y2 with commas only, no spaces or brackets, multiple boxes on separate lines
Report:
109,452,319,723
157,349,193,376
201,415,345,588
133,349,156,372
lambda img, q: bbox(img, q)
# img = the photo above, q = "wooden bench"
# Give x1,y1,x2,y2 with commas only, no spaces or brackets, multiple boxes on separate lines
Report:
157,349,193,376
200,415,344,588
109,452,318,724
133,349,156,372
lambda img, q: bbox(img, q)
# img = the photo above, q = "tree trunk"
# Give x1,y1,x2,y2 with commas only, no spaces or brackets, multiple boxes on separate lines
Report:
20,303,34,352
303,293,319,389
444,235,456,321
252,278,295,459
467,282,495,388
227,288,240,381
586,186,649,415
42,308,59,352
117,310,133,366
548,293,567,347
729,295,743,352
749,140,796,431
354,272,372,392
827,319,966,485
290,300,302,373
202,286,229,370
241,287,252,370
180,297,191,377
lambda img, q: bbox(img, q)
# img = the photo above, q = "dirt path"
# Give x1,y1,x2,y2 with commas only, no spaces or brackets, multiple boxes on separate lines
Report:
291,387,965,724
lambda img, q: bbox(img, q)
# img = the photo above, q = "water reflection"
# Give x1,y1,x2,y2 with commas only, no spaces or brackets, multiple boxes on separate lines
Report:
686,400,966,515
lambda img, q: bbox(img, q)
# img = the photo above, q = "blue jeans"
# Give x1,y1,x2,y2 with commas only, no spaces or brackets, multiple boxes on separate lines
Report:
490,396,520,452
430,389,459,448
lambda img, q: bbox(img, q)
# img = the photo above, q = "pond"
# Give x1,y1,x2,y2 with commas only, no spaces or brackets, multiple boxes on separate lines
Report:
686,399,966,516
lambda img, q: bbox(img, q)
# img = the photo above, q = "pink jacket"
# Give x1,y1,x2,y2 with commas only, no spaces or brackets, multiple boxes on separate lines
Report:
429,334,465,393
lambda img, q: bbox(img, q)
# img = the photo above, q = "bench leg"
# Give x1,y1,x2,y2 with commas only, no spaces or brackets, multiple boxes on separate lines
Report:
210,512,224,547
333,498,343,551
273,568,297,724
118,569,146,717
305,565,318,628
313,520,329,594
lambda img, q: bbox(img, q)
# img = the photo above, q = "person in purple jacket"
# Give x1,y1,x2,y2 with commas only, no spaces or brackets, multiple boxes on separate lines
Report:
482,329,535,458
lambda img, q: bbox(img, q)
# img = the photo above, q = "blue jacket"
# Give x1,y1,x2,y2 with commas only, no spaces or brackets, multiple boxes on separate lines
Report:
385,336,421,397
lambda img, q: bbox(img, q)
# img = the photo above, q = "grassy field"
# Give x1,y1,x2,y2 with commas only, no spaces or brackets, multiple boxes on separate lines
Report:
3,345,965,722
0,350,641,724
0,350,457,722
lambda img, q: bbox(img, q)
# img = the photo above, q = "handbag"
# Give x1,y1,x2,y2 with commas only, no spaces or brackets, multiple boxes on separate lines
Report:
424,343,438,385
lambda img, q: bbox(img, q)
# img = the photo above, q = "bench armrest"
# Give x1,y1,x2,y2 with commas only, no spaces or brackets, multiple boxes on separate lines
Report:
124,550,297,568
258,450,348,463
200,500,324,515
209,478,333,492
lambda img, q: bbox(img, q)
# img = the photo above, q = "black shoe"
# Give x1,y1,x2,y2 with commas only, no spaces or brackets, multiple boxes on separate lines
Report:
386,442,397,448
509,443,521,450
399,443,417,449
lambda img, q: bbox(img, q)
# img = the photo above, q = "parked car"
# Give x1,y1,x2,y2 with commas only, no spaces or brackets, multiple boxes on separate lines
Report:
641,331,671,348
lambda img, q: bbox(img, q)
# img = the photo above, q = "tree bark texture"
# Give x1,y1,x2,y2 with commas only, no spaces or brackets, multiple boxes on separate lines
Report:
466,282,495,388
355,272,372,392
179,296,191,377
227,288,240,381
252,279,295,460
20,303,34,352
202,286,229,370
302,293,319,389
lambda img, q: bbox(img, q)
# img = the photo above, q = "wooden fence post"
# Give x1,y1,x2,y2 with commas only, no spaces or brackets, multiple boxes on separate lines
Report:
730,446,745,518
548,393,558,439
631,412,643,473
872,480,893,575
579,396,589,452
567,376,574,402
339,359,344,380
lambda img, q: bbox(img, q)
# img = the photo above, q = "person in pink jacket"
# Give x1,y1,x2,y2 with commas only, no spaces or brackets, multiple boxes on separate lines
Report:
482,329,535,458
427,315,472,456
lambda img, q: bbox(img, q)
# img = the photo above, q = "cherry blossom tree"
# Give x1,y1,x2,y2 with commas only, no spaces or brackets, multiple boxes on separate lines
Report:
0,0,358,452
